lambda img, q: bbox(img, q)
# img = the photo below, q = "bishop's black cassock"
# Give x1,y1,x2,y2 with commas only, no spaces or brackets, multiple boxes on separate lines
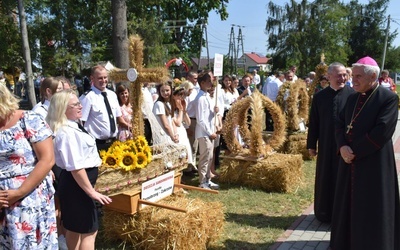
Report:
331,86,400,250
307,85,354,223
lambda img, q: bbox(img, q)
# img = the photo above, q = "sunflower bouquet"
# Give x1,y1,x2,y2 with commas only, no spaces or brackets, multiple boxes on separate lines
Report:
99,136,152,171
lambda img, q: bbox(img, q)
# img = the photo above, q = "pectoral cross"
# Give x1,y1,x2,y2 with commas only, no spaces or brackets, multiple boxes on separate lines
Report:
346,124,353,134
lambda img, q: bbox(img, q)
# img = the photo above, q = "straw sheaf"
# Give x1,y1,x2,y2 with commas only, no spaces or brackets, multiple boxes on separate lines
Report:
108,69,131,82
101,193,225,249
131,80,144,137
249,92,265,157
137,68,170,83
129,35,144,70
308,63,328,102
295,79,309,124
218,153,303,193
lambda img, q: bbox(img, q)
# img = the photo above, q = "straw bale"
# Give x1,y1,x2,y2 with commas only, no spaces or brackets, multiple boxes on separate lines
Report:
280,133,312,160
219,153,303,193
101,193,225,250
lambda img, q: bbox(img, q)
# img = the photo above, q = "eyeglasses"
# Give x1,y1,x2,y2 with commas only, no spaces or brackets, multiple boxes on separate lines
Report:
69,102,82,108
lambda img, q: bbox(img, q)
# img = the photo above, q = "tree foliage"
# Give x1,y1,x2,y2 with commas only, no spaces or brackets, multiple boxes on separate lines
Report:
0,0,23,71
0,0,228,77
265,0,397,76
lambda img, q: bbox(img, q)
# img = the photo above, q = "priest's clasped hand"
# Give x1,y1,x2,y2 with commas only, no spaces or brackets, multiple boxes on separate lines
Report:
340,145,355,164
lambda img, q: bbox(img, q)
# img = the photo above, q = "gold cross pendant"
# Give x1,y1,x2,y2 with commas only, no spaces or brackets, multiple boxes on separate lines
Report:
346,124,353,134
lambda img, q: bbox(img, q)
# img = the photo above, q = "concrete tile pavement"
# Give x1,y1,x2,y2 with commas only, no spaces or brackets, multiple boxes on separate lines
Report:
270,115,400,250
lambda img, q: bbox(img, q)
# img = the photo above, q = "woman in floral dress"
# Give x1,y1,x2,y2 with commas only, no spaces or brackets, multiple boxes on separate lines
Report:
0,84,58,249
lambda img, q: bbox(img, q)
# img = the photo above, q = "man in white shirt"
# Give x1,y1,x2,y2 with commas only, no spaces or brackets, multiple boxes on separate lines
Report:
194,71,219,189
265,72,284,131
262,72,277,96
290,65,298,81
80,65,122,151
252,69,261,89
185,71,199,169
267,72,284,102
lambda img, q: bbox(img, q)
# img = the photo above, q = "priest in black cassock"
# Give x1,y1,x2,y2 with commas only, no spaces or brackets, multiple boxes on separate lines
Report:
331,56,400,250
307,62,354,223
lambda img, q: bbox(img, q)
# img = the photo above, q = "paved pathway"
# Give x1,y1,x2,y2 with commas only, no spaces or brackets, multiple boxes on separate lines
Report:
270,115,400,250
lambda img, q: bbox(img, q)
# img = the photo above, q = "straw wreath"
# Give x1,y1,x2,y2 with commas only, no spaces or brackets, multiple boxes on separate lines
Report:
222,91,286,157
276,80,309,132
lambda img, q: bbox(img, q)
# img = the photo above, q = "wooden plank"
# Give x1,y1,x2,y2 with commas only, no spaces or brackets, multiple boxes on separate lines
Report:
175,183,219,194
220,155,262,162
138,199,187,213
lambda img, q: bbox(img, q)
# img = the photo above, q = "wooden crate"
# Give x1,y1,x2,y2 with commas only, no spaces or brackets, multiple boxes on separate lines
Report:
104,172,182,215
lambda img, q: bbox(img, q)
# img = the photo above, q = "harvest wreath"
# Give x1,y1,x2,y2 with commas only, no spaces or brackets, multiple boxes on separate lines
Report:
275,79,309,132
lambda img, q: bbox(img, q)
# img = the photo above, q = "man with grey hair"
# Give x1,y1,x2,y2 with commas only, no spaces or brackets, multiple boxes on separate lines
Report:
307,62,354,223
331,56,400,249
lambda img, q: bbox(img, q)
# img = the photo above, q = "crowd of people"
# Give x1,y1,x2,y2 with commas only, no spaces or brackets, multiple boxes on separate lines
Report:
0,57,399,249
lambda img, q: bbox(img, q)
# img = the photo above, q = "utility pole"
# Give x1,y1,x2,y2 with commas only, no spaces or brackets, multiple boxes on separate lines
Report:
228,25,236,74
236,26,245,73
204,23,210,69
381,15,390,71
197,20,210,70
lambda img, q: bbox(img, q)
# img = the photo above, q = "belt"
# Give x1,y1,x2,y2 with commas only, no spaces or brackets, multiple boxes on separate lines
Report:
96,137,116,144
190,117,196,120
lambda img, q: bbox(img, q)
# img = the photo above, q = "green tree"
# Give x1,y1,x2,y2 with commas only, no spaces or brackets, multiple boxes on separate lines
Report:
266,0,350,76
346,0,394,66
385,45,400,72
0,0,23,70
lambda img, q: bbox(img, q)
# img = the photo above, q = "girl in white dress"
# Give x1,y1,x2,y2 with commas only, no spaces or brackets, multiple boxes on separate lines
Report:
152,82,178,143
171,88,193,166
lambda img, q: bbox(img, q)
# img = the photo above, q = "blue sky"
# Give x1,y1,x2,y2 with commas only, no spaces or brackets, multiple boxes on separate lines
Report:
201,0,400,57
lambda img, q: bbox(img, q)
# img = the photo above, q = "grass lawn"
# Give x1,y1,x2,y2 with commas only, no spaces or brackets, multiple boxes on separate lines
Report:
95,159,316,249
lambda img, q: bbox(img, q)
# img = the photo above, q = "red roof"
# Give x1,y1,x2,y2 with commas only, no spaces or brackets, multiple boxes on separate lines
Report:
245,52,270,64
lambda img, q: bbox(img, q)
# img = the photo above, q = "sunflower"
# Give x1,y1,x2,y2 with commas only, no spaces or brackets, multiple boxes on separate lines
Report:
99,150,107,159
142,145,152,163
103,153,118,168
107,140,122,154
117,152,137,171
124,139,138,153
136,152,148,169
136,135,148,148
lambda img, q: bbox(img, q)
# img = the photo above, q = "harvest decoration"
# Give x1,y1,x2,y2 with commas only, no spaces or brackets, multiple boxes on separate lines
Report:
222,90,286,157
275,79,309,132
100,136,152,171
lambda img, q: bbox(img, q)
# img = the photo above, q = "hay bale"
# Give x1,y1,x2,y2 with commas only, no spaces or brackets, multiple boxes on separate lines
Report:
278,132,312,160
219,153,303,193
101,193,225,249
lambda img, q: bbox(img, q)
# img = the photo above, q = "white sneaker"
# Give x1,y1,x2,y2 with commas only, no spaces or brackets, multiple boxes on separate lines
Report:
58,235,68,250
199,183,211,189
208,180,219,190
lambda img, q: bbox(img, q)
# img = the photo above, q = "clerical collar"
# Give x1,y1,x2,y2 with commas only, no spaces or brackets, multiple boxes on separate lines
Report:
361,83,379,96
330,86,344,92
